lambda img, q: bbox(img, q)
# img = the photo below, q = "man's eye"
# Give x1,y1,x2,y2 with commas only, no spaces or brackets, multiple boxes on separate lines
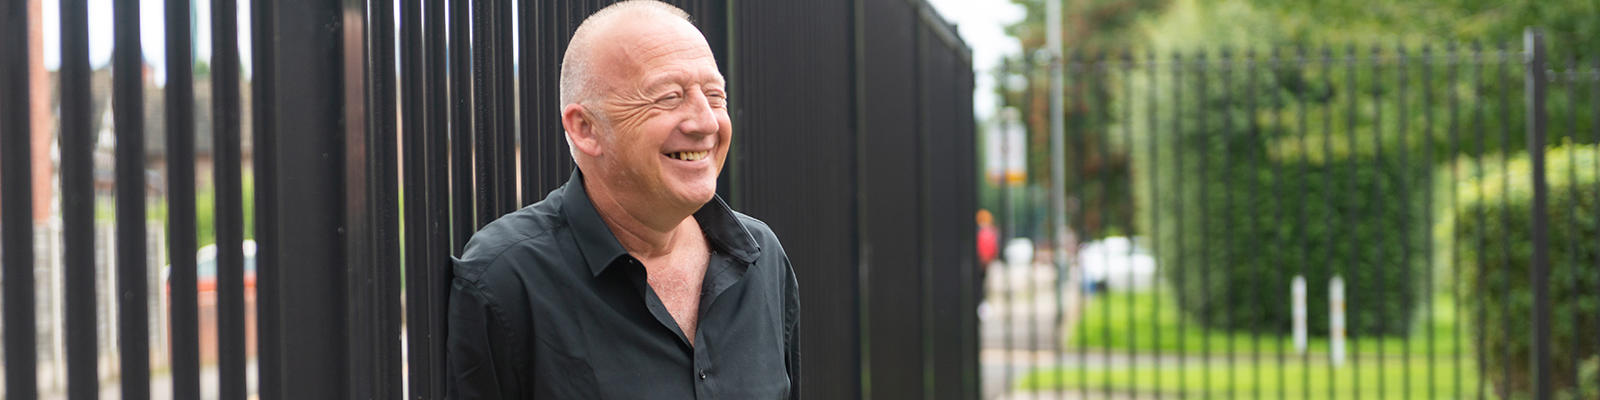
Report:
656,93,684,107
707,92,727,107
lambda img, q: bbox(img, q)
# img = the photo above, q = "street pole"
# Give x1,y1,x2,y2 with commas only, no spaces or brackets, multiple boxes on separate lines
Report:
1046,0,1069,272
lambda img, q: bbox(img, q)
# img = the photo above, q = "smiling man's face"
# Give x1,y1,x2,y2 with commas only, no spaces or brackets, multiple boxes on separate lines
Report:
588,15,730,211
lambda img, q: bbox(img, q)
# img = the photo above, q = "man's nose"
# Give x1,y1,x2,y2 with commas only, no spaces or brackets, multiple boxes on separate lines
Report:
678,91,719,136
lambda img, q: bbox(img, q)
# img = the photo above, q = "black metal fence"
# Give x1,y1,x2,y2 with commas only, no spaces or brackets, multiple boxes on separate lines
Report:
983,30,1597,399
0,0,978,398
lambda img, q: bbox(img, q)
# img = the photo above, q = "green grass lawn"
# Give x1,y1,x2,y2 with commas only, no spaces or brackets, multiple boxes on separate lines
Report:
1018,290,1493,397
1015,357,1484,399
1067,290,1469,358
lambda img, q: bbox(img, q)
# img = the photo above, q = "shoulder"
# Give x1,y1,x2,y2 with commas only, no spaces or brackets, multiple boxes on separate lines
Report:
732,211,786,258
454,197,566,286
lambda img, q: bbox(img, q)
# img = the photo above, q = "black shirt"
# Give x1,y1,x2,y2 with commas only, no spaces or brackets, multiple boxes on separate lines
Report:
447,171,801,399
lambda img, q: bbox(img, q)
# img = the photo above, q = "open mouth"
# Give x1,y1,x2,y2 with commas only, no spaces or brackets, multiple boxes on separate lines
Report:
665,151,711,162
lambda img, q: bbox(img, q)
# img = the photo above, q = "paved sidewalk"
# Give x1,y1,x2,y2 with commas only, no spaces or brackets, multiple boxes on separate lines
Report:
981,260,1083,400
38,361,259,400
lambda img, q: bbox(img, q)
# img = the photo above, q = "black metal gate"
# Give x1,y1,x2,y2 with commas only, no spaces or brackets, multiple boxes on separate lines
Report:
0,0,979,398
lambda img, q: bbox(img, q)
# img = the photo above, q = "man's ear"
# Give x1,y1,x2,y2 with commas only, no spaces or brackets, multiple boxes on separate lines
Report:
562,103,605,157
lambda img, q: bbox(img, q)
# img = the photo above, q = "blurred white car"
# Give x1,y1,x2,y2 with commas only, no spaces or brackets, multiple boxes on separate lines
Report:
1077,236,1156,292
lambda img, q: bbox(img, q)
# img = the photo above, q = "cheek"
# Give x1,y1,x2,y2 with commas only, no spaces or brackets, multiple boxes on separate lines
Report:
717,116,734,145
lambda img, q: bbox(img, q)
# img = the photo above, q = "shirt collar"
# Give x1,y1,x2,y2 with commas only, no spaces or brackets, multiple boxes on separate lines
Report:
561,170,762,277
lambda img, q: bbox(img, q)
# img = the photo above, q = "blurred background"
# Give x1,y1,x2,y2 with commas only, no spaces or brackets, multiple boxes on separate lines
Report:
2,0,1599,399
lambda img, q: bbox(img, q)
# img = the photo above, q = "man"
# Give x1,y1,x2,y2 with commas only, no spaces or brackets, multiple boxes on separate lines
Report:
446,1,800,398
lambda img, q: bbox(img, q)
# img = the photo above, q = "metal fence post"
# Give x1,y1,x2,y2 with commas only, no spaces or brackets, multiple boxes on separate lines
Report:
1522,27,1551,400
1,0,39,397
112,0,151,396
258,0,353,395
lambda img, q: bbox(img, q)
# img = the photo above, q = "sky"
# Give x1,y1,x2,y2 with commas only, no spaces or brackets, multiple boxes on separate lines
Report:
925,0,1025,122
44,0,1021,119
43,0,255,85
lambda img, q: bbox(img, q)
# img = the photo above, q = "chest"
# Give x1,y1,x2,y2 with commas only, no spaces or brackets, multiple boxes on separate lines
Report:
644,255,708,315
637,244,712,337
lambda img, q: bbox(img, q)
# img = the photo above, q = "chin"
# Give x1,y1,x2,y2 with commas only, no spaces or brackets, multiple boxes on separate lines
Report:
667,180,719,208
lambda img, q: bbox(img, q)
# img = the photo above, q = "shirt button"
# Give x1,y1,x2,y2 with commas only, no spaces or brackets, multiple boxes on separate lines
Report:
698,370,708,381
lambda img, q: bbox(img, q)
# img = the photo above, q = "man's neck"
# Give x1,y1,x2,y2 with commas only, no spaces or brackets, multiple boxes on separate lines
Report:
584,177,696,260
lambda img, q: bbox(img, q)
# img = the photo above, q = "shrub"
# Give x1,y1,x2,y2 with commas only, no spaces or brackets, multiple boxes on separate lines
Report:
1148,141,1430,337
1450,144,1600,397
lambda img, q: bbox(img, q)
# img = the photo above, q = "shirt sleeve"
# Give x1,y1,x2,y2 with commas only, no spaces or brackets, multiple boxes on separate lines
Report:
784,258,802,400
447,275,521,399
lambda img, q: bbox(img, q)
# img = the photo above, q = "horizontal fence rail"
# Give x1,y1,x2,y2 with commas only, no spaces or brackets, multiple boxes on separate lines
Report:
0,0,978,398
982,30,1596,399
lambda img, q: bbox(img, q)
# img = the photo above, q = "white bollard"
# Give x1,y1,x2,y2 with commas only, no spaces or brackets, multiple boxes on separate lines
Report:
1330,275,1346,367
1292,275,1308,355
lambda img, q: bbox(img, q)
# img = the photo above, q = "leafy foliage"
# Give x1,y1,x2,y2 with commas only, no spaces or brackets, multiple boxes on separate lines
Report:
1449,144,1600,398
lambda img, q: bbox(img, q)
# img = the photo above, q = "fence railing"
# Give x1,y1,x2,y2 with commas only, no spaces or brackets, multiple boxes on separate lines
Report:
0,0,979,398
983,30,1597,399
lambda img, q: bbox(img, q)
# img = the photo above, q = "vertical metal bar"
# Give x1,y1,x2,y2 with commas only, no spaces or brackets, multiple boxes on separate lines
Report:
0,0,36,395
1590,56,1600,399
1093,53,1110,400
263,0,350,393
1145,50,1161,398
1562,55,1579,398
519,0,537,205
401,0,437,397
165,0,202,394
451,0,475,252
542,0,567,194
1045,2,1069,359
1118,51,1134,398
1421,44,1436,400
472,0,495,226
1446,42,1462,400
1171,49,1186,397
1293,45,1309,400
1064,51,1081,399
425,0,452,395
1370,43,1387,400
352,0,403,394
1244,47,1264,400
1497,41,1514,399
1523,28,1551,400
59,0,98,395
1369,44,1387,400
1344,43,1360,396
342,0,376,394
1262,46,1280,400
996,60,1012,400
344,0,377,393
1321,45,1336,400
1197,48,1212,398
1472,41,1488,400
211,0,247,395
1587,57,1600,400
497,0,515,209
488,0,507,211
250,0,281,396
113,0,151,396
1219,47,1237,397
1397,42,1412,400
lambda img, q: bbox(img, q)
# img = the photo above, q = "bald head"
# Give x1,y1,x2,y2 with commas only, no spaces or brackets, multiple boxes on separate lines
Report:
556,0,731,224
560,1,695,110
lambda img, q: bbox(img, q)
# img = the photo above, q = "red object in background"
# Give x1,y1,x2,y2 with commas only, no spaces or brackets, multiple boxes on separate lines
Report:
977,225,998,266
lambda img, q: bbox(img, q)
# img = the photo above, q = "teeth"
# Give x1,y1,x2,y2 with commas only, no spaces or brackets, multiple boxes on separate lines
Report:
669,151,709,161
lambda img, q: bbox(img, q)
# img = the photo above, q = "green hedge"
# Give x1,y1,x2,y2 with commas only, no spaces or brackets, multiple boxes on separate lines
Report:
1450,144,1600,397
1147,141,1429,337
